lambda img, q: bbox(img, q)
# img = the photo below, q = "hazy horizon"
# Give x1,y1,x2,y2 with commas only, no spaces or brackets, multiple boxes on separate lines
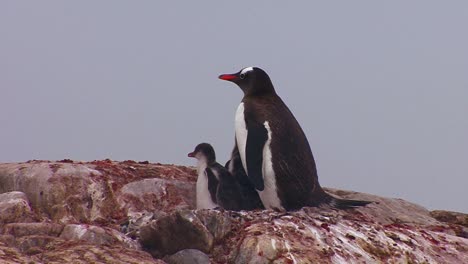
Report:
1,2,467,212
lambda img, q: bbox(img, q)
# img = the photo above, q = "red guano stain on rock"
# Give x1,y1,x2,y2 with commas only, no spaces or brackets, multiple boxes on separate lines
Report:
420,230,440,245
320,223,330,232
384,223,411,230
428,225,447,233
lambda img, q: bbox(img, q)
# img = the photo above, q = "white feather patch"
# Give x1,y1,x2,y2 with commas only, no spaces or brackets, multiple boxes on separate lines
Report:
240,66,254,75
195,159,218,209
235,102,248,172
258,121,284,210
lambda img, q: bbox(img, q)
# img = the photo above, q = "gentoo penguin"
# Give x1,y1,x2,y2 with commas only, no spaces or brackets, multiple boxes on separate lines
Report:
225,144,264,210
219,67,371,211
188,143,243,211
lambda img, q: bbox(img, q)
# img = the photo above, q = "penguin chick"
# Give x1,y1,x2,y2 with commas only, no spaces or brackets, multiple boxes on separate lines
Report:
189,143,243,211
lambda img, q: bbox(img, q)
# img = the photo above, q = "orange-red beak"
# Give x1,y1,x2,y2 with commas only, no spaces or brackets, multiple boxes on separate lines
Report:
218,73,237,81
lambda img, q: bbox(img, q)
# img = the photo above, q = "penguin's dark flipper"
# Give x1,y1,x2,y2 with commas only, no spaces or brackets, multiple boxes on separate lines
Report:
246,123,268,191
205,168,219,204
331,198,372,209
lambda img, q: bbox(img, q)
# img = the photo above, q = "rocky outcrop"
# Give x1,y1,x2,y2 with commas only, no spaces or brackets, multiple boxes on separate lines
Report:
0,160,467,263
0,192,35,224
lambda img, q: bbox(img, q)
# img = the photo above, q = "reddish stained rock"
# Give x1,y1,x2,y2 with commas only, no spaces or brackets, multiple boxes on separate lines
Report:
0,160,467,263
3,222,64,237
15,235,59,255
321,223,330,232
36,241,165,264
119,178,195,213
59,224,139,249
430,210,468,227
0,244,33,263
0,192,35,224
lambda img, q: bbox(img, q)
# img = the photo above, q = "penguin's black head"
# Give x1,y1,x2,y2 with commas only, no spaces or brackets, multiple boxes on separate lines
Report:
188,143,216,163
219,67,275,96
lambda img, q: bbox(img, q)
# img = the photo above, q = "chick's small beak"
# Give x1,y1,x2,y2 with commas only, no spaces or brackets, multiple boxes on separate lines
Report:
188,152,195,158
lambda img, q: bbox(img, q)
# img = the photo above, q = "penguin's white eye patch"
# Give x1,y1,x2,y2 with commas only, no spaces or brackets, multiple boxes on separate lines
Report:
240,66,254,76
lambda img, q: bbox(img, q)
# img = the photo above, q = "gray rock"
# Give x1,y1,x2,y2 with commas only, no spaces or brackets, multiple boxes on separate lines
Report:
0,191,34,223
60,224,140,249
3,222,64,237
430,210,468,227
15,235,58,255
324,187,440,225
60,224,116,244
119,178,195,213
140,210,214,258
123,210,156,239
194,209,233,242
164,249,210,264
0,163,108,223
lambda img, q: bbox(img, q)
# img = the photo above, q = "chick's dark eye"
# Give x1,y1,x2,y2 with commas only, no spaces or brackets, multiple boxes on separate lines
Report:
239,73,245,79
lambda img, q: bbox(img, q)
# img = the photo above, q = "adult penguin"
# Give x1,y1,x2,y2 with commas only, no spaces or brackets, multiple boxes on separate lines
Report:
219,66,371,211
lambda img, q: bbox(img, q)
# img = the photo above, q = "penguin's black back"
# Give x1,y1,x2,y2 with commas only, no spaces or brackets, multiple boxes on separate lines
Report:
204,167,219,205
209,162,243,211
243,94,330,210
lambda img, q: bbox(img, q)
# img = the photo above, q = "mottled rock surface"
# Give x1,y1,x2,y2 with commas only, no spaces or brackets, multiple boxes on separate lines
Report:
140,210,214,257
0,160,467,263
0,192,35,224
164,249,210,264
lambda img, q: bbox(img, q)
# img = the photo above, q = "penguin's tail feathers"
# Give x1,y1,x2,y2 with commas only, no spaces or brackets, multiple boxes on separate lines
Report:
329,197,372,209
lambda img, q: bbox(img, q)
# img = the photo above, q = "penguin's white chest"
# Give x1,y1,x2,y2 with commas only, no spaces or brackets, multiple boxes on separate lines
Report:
195,162,218,209
235,103,283,210
235,103,248,171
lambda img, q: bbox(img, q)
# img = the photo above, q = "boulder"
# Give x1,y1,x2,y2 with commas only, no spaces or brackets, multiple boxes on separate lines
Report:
61,224,140,249
228,208,468,263
0,192,34,224
0,160,466,264
325,188,440,225
3,222,64,237
140,210,214,258
119,178,195,214
164,249,210,264
0,161,196,225
194,209,233,242
430,210,468,227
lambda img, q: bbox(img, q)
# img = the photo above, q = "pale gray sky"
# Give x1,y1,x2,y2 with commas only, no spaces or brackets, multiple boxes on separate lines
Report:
1,1,467,212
